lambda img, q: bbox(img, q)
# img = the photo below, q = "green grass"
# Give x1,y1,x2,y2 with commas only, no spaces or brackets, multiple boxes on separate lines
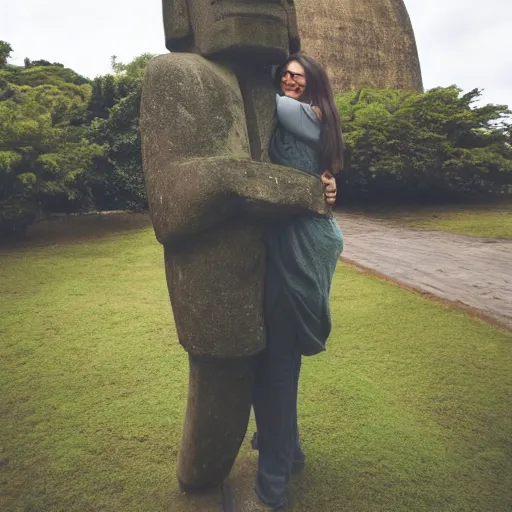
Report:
345,202,512,238
1,216,511,511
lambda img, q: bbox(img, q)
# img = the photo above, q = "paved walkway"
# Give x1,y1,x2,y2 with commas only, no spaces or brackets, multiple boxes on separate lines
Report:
334,212,512,330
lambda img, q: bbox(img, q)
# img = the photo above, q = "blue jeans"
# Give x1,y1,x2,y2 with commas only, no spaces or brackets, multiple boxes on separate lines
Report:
253,294,304,509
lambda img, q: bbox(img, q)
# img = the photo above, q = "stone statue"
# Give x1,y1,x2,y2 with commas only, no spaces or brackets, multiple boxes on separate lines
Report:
140,0,327,491
295,0,423,93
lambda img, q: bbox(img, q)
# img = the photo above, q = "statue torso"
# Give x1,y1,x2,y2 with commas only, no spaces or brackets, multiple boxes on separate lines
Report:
157,54,276,357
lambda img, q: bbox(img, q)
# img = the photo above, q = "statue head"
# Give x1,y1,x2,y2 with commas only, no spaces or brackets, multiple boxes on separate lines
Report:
162,0,300,63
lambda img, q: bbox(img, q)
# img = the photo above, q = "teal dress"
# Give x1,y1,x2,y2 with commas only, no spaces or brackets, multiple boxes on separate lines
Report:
265,95,344,356
252,96,344,508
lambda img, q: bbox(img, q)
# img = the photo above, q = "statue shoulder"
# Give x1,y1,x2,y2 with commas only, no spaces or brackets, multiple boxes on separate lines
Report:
144,53,241,104
141,53,250,160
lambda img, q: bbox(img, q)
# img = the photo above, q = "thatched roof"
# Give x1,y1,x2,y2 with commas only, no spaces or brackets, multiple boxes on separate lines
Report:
296,0,423,93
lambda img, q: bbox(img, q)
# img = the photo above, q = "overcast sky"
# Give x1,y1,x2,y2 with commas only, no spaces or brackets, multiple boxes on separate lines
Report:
2,0,511,108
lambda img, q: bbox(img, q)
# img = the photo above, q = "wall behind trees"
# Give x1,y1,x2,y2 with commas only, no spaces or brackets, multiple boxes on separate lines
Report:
1,41,511,239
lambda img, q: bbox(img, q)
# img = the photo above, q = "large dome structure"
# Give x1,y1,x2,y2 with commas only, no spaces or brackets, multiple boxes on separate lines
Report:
295,0,423,93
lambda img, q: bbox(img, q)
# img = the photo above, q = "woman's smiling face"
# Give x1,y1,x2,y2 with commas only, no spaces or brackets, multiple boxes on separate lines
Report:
281,60,306,100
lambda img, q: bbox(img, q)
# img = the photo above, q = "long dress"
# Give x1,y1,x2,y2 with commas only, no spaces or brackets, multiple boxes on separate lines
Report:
252,94,344,509
265,94,344,356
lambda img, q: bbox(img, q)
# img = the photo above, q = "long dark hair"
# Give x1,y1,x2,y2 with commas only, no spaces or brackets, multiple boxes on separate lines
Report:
274,53,344,175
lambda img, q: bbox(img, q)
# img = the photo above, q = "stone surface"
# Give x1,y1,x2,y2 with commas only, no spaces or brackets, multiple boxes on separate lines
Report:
162,0,300,59
336,212,512,330
141,0,327,491
296,0,423,92
177,356,254,489
141,54,327,358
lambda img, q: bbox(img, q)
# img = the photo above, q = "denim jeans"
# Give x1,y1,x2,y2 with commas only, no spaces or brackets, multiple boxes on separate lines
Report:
253,294,304,509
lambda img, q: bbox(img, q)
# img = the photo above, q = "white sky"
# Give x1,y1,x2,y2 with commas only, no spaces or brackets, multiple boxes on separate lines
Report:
2,0,511,108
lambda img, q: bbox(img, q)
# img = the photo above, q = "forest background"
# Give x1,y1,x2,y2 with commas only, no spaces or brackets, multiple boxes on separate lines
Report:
1,40,511,239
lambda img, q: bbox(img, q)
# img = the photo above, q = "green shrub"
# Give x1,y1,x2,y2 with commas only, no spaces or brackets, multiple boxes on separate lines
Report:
337,87,512,201
0,200,36,241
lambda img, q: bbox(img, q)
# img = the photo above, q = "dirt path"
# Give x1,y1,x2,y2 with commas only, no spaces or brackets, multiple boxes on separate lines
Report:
334,212,512,330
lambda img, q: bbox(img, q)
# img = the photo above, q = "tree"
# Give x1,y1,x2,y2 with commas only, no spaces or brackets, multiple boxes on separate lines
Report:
0,62,102,238
337,86,512,200
0,41,13,67
86,53,155,210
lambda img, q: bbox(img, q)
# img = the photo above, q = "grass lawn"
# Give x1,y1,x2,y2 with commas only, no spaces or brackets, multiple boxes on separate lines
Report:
1,215,511,511
344,201,512,239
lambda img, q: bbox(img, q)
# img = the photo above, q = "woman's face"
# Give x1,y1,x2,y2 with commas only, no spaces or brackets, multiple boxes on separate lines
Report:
281,60,306,100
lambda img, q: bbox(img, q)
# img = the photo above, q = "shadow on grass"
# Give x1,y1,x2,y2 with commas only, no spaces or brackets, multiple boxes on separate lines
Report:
1,212,153,250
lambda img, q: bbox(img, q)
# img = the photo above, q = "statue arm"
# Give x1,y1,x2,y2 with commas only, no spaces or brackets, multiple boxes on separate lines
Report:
145,156,328,245
140,54,327,244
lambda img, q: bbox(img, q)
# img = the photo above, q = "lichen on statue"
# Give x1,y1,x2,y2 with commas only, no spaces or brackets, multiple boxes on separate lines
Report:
140,0,326,491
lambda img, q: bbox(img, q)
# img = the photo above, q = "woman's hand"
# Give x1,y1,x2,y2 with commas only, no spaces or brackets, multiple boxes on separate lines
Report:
321,171,337,205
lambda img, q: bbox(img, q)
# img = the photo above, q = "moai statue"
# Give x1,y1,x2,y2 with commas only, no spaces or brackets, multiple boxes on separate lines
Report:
140,0,327,491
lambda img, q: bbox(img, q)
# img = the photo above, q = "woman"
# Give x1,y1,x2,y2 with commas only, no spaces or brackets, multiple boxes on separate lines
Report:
250,54,344,510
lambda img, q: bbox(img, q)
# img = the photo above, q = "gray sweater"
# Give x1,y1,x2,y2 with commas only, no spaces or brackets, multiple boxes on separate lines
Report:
265,95,343,356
